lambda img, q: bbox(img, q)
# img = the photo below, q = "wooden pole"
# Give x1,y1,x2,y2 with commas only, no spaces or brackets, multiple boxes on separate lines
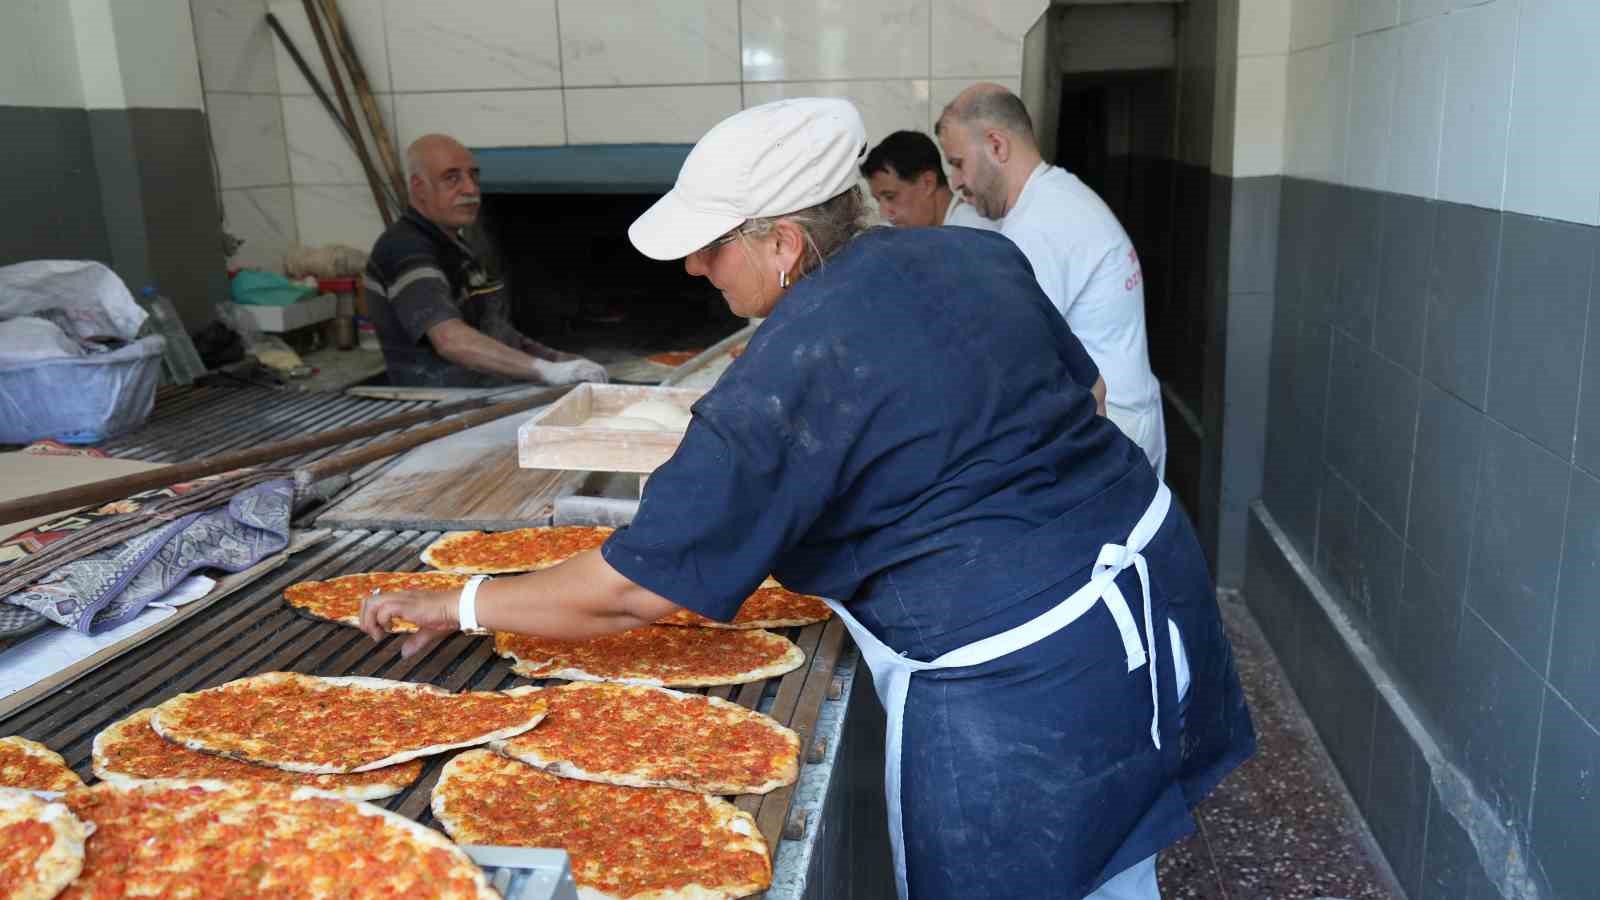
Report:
318,0,408,203
0,387,568,526
299,0,392,226
297,392,559,482
265,13,399,213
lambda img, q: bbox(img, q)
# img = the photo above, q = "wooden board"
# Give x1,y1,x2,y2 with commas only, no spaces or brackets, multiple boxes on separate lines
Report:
314,414,587,531
518,384,703,474
0,453,167,546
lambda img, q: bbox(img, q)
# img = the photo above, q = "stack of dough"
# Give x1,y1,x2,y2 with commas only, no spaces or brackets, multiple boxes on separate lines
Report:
584,399,692,432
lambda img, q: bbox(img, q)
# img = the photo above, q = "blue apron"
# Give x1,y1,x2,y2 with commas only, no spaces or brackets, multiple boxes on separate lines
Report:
828,483,1173,900
602,228,1256,898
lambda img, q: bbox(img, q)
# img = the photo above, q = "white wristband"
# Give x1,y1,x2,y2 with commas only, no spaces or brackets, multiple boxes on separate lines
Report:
458,575,490,632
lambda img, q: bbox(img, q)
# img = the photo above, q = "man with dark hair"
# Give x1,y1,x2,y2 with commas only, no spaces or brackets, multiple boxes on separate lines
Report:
363,133,607,387
938,84,1166,477
859,130,995,229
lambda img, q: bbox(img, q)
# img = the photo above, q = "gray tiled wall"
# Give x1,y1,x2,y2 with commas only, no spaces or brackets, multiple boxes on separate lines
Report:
1250,177,1600,899
1,104,225,328
1209,175,1279,589
0,106,112,266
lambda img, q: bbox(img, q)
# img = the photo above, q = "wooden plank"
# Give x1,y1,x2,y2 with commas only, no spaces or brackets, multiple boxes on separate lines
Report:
0,454,168,544
344,386,510,402
125,390,311,458
750,619,844,856
316,415,586,531
733,678,766,710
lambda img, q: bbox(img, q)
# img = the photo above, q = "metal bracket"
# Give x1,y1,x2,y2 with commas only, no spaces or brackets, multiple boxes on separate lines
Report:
462,845,581,900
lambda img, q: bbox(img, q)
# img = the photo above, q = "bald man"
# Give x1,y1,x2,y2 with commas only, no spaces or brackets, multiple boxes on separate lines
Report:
938,84,1166,477
363,133,606,387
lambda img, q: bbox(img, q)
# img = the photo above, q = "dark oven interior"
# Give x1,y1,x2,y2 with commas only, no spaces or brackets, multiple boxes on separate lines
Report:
475,193,743,361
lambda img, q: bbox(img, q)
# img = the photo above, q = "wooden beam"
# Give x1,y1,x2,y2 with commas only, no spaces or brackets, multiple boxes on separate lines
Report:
299,0,393,226
318,0,408,202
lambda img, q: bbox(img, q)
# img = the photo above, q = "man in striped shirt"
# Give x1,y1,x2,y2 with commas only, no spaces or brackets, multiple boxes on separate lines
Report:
363,134,607,387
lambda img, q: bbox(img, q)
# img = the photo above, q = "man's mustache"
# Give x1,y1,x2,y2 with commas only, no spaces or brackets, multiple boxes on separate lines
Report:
454,196,481,207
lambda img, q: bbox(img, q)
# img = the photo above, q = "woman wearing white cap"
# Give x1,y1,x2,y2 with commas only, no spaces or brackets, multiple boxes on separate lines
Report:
363,98,1254,900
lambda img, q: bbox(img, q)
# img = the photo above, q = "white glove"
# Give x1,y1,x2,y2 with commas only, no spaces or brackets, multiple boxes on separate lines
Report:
531,357,609,385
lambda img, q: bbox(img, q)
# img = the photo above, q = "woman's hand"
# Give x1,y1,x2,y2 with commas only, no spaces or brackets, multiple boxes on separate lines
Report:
360,589,459,659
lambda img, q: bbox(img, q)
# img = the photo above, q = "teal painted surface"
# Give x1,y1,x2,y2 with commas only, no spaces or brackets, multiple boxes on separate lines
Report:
475,144,693,194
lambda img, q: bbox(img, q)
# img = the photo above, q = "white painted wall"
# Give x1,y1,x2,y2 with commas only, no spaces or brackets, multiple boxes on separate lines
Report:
1224,0,1291,178
189,0,1045,255
108,0,206,110
1252,0,1600,227
191,0,295,272
68,0,125,110
0,0,87,108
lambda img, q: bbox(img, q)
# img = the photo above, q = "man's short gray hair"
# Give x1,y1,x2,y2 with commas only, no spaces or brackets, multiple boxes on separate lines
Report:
938,88,1036,143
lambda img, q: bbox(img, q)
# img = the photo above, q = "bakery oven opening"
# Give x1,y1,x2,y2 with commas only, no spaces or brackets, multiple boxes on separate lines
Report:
476,192,743,364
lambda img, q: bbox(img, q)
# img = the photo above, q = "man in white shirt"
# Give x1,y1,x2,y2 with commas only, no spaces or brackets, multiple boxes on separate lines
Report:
860,130,997,230
937,83,1166,477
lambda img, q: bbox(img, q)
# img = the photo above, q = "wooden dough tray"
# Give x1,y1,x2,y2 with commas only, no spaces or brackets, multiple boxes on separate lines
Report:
518,384,704,474
0,527,847,877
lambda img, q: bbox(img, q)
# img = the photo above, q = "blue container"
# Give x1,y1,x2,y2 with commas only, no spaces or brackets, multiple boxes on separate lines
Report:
0,335,166,444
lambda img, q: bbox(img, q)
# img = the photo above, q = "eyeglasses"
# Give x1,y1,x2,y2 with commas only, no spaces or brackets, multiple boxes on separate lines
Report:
695,227,743,256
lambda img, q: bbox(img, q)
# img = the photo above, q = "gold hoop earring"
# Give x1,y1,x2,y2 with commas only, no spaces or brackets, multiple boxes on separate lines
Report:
779,270,789,289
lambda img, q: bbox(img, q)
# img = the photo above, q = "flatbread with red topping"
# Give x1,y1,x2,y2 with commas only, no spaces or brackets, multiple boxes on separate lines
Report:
433,750,770,900
656,582,832,630
149,672,548,774
491,682,798,795
283,571,469,632
421,526,614,574
494,626,803,687
0,788,89,900
63,780,494,899
93,709,423,801
0,737,83,793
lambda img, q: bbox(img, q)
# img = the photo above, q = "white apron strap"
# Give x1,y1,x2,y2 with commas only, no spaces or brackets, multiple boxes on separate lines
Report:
820,598,926,900
824,482,1173,900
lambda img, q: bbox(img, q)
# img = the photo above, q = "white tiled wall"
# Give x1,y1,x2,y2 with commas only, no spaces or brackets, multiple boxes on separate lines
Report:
1437,0,1516,211
564,85,742,144
220,187,297,271
1226,0,1291,178
192,0,299,269
1265,0,1600,227
193,0,1045,254
1384,16,1447,199
1342,29,1399,191
1503,0,1600,226
558,1,740,87
108,0,206,110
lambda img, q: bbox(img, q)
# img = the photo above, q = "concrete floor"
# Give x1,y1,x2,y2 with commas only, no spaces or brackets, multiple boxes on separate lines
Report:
1157,599,1402,900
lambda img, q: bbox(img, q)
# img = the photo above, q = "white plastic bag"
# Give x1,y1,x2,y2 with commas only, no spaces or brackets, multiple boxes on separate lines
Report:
0,260,147,341
0,316,84,363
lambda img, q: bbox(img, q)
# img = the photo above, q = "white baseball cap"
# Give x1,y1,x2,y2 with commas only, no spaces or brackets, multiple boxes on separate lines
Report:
628,98,868,261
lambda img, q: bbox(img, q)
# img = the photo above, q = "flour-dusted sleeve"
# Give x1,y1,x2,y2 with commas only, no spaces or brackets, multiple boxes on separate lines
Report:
388,259,460,344
602,357,849,622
